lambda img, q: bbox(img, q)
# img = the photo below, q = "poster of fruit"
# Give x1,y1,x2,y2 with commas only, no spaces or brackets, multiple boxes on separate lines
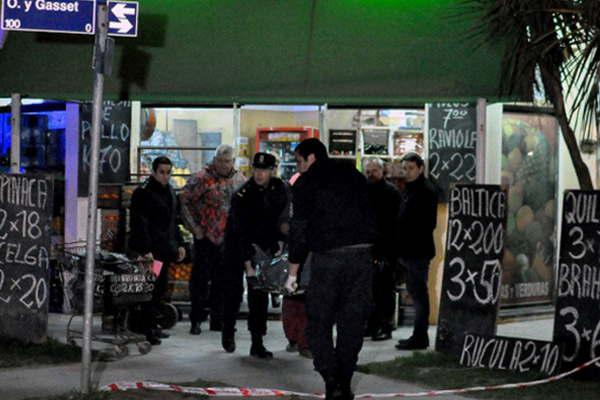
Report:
500,112,558,305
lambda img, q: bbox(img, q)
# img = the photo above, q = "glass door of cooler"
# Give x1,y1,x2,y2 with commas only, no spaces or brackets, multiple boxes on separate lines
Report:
258,140,299,181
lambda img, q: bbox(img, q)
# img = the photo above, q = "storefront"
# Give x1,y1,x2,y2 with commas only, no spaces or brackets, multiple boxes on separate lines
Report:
2,1,593,320
1,93,595,323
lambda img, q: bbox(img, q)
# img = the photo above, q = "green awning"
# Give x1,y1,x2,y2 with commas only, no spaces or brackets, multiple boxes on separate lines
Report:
0,0,507,105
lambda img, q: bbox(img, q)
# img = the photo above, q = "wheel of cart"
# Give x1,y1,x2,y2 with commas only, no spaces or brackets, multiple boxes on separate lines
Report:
156,302,179,330
56,243,156,359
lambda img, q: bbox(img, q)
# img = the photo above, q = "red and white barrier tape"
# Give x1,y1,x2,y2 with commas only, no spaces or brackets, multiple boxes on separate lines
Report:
101,356,600,398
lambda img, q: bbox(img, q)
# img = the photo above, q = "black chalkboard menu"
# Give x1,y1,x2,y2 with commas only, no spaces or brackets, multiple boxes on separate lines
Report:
78,101,131,196
460,333,562,375
553,190,600,378
427,103,477,201
0,174,53,343
435,184,507,357
329,129,357,156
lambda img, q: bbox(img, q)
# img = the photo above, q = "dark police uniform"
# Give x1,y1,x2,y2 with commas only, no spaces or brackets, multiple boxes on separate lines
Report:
222,153,290,358
289,157,375,396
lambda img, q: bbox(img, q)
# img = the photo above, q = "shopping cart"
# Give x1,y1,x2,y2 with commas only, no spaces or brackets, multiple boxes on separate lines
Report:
56,243,154,359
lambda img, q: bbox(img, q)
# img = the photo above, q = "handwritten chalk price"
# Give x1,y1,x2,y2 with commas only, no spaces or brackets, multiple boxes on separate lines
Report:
558,306,600,366
445,258,502,305
0,267,48,310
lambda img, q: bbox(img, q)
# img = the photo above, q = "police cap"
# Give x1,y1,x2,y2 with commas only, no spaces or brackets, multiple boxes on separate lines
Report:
252,152,277,169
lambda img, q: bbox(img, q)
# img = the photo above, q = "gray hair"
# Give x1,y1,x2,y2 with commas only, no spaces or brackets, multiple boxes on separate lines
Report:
215,144,234,160
365,157,384,169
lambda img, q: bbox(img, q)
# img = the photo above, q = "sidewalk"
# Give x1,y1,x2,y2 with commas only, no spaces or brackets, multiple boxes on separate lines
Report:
0,313,553,400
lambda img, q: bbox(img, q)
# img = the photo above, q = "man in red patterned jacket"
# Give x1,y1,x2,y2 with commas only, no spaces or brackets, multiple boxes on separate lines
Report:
181,145,246,335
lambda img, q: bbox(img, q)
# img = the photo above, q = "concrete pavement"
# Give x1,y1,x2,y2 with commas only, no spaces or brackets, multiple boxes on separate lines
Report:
0,313,553,399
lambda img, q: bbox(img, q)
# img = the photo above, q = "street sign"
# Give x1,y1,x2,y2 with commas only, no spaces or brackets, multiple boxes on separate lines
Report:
1,0,96,35
107,0,137,37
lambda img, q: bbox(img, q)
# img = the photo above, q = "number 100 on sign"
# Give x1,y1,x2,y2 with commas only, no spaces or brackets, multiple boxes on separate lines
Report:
1,0,96,35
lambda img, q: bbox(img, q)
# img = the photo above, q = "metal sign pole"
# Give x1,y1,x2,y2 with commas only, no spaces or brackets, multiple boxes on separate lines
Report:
81,3,109,394
9,93,20,173
475,98,487,184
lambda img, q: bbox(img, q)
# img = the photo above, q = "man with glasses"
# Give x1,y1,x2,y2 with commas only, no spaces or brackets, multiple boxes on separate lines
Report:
180,145,247,335
129,156,186,345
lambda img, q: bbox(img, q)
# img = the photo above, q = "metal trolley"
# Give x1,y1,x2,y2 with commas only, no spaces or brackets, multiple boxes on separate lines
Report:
56,243,154,359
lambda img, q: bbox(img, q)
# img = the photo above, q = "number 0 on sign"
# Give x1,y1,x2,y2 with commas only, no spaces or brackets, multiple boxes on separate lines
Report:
1,0,96,34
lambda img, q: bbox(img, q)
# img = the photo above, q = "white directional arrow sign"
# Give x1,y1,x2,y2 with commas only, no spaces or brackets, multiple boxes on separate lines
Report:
107,0,138,37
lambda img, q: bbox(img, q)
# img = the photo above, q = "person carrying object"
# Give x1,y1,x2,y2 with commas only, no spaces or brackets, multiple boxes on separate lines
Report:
221,152,290,359
129,156,186,345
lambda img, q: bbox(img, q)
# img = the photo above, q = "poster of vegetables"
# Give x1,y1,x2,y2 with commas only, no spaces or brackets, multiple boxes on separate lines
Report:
500,112,558,305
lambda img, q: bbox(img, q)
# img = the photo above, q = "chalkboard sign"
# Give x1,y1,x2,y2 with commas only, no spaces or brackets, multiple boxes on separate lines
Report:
460,333,561,375
0,174,53,343
427,103,477,201
78,101,131,196
435,184,507,357
108,271,154,306
329,129,357,156
553,190,600,378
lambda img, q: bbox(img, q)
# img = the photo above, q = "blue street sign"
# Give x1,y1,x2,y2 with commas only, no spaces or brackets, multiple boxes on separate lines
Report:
1,0,96,35
107,0,137,37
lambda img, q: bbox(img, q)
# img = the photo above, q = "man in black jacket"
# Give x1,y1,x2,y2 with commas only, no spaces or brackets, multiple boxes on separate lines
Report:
286,138,375,400
365,158,400,341
394,153,438,350
129,156,186,345
221,152,290,358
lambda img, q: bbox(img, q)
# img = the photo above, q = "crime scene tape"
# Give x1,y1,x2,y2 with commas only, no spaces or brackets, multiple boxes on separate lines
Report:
101,355,600,398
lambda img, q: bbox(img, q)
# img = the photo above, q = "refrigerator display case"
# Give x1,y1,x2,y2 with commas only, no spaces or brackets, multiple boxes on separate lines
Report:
255,126,319,181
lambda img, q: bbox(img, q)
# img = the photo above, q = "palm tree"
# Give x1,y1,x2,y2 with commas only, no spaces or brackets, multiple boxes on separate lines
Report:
466,0,600,190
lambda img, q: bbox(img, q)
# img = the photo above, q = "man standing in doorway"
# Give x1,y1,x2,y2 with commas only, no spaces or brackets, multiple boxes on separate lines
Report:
365,158,400,341
286,138,375,400
394,152,438,350
180,145,246,335
129,156,186,345
221,152,290,358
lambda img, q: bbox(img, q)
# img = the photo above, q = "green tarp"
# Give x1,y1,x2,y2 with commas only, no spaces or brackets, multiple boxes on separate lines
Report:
0,0,506,105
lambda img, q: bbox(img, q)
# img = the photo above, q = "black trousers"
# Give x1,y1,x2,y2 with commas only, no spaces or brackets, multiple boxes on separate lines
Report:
189,239,225,325
369,259,396,332
222,261,269,336
305,246,372,383
131,260,170,335
398,257,430,340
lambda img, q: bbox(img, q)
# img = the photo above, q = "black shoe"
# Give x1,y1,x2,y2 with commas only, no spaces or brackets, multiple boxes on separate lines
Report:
190,323,201,335
146,335,161,346
153,329,170,339
324,378,341,400
250,344,273,359
222,333,236,353
371,328,392,342
395,337,429,350
271,294,281,308
286,341,298,352
338,388,354,400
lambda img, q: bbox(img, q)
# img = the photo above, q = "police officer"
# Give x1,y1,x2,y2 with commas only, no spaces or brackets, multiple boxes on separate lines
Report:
221,152,290,358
